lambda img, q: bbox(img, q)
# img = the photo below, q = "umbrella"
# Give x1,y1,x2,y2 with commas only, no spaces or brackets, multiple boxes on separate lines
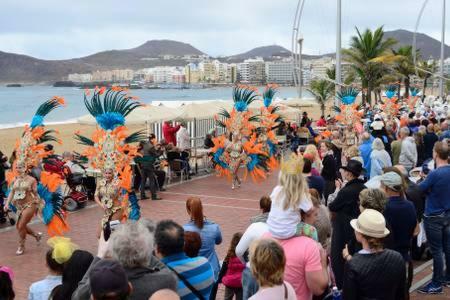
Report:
175,101,233,120
281,97,317,108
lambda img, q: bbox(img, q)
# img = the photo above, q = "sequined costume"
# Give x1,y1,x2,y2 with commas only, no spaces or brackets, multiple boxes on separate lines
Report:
380,85,400,120
5,97,68,254
75,87,144,230
212,85,268,189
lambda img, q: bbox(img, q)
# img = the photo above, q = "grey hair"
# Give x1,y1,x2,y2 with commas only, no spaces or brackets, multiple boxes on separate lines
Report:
372,138,385,151
109,221,154,268
400,127,410,137
139,218,156,234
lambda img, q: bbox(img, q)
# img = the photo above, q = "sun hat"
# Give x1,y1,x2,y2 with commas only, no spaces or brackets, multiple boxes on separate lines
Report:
350,209,390,238
379,172,403,191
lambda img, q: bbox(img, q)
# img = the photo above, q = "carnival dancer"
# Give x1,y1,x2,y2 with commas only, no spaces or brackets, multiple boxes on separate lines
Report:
258,84,282,170
75,87,144,237
212,85,268,189
380,85,401,121
334,87,364,150
4,97,68,255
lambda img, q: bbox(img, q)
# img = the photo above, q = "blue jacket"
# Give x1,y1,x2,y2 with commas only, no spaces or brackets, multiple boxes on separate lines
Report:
419,165,450,215
183,219,222,280
359,138,373,176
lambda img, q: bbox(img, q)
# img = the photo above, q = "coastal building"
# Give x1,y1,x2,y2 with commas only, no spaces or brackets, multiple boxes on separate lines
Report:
68,73,93,83
237,58,265,84
91,69,134,82
441,58,450,75
310,57,333,80
185,63,202,84
198,60,217,82
227,64,238,84
265,60,294,84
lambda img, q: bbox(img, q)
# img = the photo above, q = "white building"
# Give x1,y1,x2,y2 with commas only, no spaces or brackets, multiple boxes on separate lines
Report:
265,60,294,84
310,57,333,80
68,73,92,83
237,58,266,84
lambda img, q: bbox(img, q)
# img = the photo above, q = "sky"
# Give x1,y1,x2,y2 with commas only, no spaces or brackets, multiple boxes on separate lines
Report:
1,0,448,60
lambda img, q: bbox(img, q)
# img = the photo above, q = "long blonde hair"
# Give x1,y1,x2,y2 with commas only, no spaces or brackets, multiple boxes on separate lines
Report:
304,144,322,171
278,171,310,210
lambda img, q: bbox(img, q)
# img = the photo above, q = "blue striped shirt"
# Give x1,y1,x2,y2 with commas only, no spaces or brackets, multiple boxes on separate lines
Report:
162,252,214,300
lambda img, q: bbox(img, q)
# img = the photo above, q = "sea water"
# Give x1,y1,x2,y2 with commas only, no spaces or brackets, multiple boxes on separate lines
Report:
0,85,310,128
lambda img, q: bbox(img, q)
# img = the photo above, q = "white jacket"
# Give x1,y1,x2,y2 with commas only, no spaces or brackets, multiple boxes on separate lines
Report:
399,136,418,169
176,127,191,151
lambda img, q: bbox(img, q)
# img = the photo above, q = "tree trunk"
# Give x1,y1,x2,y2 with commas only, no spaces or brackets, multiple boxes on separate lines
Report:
321,104,325,117
423,77,428,98
404,77,410,98
397,81,401,99
367,83,373,106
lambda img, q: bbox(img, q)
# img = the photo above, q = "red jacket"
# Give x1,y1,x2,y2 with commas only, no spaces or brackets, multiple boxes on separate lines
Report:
222,256,245,288
316,118,327,127
162,123,181,146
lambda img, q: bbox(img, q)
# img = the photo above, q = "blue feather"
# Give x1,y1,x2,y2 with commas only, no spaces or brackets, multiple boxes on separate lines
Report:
385,91,396,99
409,87,420,97
263,97,272,108
127,191,140,221
267,140,276,156
30,115,44,128
247,154,259,171
341,95,356,105
234,101,248,112
213,148,229,169
38,183,54,224
96,112,125,130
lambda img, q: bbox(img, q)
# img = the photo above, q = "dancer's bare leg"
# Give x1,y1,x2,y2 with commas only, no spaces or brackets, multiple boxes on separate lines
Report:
16,207,35,255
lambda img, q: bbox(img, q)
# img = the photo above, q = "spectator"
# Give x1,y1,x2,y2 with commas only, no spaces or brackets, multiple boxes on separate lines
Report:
183,197,222,280
391,132,402,165
438,121,450,140
184,231,202,258
316,115,327,127
73,221,177,300
418,141,450,294
359,132,373,179
50,250,94,300
29,249,65,300
62,151,85,175
414,129,426,166
221,232,245,300
89,260,132,300
177,122,191,152
399,127,418,172
343,145,363,166
248,239,297,300
155,220,214,300
343,209,406,300
424,124,439,160
149,289,180,300
204,134,215,149
163,121,181,146
359,188,387,213
328,159,366,288
369,138,392,178
135,138,163,200
250,196,271,223
308,189,331,250
319,141,338,203
304,144,322,174
0,266,15,300
303,158,325,200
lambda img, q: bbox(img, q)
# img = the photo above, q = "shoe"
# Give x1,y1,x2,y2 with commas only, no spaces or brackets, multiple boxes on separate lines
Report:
140,194,148,200
418,282,443,294
35,232,43,245
16,246,24,256
160,188,166,192
151,195,162,200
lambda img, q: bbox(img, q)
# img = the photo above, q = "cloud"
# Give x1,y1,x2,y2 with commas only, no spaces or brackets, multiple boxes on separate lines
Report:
0,0,448,59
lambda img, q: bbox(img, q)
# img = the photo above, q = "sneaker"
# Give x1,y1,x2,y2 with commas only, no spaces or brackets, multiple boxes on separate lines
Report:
418,282,443,294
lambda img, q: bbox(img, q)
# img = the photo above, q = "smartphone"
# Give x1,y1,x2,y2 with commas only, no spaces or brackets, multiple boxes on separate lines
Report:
109,220,121,232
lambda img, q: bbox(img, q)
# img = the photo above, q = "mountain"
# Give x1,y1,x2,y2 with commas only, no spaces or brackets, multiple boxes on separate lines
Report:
223,45,292,62
0,40,205,83
384,29,450,59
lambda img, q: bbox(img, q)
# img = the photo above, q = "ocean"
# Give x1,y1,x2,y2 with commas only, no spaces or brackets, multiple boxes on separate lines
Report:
0,85,311,129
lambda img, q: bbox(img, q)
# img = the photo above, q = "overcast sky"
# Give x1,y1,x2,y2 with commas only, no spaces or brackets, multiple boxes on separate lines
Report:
1,0,448,60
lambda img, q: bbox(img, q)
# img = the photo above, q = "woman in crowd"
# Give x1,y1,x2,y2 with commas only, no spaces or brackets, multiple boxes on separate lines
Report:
414,129,426,167
343,209,406,300
343,145,363,166
3,163,42,255
183,197,223,280
184,231,202,258
0,266,14,300
94,168,124,237
304,144,322,174
249,239,297,300
221,232,245,300
369,138,392,178
319,141,338,203
328,159,366,288
50,250,94,300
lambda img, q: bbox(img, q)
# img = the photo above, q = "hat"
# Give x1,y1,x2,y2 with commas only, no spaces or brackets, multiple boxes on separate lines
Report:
371,120,384,130
379,172,403,191
350,209,390,238
340,159,364,177
90,260,129,297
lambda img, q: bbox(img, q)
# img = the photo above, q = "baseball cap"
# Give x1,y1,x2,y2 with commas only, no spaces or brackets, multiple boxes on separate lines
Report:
380,172,402,191
90,259,129,298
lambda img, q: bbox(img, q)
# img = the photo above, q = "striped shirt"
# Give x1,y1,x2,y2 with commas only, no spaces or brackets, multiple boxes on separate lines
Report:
162,252,214,300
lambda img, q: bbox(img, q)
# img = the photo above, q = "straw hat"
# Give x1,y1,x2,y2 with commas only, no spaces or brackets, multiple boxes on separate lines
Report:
350,209,390,238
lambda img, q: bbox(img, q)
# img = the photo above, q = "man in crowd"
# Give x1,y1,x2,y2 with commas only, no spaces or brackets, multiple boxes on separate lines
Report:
155,220,214,300
399,127,417,172
163,121,181,146
136,136,163,200
359,132,373,179
418,141,450,294
89,260,132,300
423,124,439,161
177,122,191,152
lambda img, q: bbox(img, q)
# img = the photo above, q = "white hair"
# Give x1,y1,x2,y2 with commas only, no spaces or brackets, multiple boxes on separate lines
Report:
372,138,385,151
109,221,154,268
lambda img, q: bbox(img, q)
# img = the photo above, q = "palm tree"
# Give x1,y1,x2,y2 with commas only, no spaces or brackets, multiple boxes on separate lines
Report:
343,26,397,105
417,60,437,97
307,79,334,116
392,45,417,98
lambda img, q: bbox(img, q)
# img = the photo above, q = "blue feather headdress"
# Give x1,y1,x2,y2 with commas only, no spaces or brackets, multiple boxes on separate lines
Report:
385,85,398,99
336,87,360,105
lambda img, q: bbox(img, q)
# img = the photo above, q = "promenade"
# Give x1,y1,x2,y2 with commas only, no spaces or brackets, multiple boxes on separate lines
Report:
0,173,447,299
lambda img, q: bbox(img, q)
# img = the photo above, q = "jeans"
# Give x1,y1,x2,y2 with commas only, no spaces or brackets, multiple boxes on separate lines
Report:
224,286,243,300
423,210,450,285
242,267,258,300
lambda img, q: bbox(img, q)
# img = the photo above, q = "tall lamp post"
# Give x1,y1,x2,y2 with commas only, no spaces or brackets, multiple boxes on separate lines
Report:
335,0,342,106
440,0,446,99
